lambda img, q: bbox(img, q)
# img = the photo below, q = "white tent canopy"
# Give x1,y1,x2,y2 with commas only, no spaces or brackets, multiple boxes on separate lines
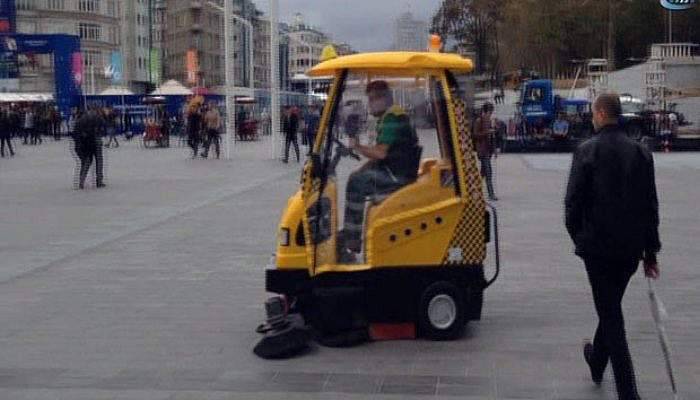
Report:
150,80,193,96
0,93,54,103
99,86,134,96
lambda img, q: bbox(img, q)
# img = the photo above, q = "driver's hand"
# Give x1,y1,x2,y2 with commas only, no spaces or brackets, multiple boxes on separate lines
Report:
348,137,359,149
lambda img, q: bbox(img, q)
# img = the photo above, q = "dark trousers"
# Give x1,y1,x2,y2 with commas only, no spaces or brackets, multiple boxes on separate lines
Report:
584,257,641,400
1,136,14,157
479,155,496,199
343,166,402,251
30,128,42,145
76,140,104,188
105,128,119,147
187,134,200,157
284,132,299,162
202,129,220,158
22,128,30,144
53,122,61,140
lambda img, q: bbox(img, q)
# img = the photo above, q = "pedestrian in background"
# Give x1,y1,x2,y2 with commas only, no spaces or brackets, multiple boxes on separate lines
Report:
73,107,105,189
473,102,498,201
0,107,15,158
202,102,222,159
282,106,299,163
104,107,119,148
23,106,36,145
305,105,320,153
51,106,62,140
565,92,661,400
186,102,203,159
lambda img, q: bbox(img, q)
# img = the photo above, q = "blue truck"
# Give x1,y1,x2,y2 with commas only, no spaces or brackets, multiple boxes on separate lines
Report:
516,79,593,146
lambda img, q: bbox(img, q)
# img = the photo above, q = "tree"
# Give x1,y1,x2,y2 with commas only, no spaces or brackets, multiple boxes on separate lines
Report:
432,0,506,77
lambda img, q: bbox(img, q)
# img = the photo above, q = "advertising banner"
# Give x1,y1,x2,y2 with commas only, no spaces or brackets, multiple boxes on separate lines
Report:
72,51,83,86
149,48,160,84
186,49,198,85
109,51,123,84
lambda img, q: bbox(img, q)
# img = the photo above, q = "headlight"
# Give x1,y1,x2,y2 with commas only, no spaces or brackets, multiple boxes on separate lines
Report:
279,228,290,246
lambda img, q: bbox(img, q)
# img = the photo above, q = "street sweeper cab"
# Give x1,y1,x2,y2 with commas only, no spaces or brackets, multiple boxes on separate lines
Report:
255,42,500,358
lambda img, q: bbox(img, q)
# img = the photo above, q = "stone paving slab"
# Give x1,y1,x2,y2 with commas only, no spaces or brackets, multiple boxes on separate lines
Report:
1,139,699,399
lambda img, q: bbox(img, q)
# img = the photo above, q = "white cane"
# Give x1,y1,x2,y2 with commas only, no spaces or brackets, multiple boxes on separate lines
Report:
647,278,679,400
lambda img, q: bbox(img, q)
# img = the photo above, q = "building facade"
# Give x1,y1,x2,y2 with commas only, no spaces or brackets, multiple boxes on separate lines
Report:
164,0,257,90
121,0,157,93
393,11,427,51
14,0,122,94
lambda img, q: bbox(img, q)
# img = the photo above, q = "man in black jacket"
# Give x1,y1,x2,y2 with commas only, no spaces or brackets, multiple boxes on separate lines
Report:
565,92,661,400
73,108,105,189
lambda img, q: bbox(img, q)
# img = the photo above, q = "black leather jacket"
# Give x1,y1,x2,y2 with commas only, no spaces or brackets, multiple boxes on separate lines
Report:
565,125,661,262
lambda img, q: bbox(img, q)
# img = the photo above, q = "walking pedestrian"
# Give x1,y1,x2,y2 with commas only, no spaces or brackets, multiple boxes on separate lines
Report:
565,92,661,400
73,108,106,189
104,108,119,148
0,107,15,158
186,102,203,159
51,106,62,140
23,107,35,145
282,106,299,163
201,102,221,159
473,102,498,201
305,105,320,153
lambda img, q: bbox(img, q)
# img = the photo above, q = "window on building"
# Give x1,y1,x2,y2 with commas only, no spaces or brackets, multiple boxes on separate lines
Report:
107,0,117,17
78,0,100,12
108,26,119,45
16,0,36,10
83,49,101,68
47,0,65,10
78,23,102,41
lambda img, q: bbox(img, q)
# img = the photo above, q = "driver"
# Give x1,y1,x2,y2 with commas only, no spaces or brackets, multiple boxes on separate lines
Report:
342,80,419,258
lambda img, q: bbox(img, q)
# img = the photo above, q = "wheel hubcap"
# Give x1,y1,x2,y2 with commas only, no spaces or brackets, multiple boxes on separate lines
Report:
427,294,457,329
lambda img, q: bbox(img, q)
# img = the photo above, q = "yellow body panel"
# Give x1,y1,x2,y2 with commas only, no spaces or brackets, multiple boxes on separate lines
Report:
366,161,460,266
308,52,474,77
275,190,307,270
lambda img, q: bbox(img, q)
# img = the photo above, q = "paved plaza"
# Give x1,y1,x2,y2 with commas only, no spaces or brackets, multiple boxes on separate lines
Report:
0,138,698,399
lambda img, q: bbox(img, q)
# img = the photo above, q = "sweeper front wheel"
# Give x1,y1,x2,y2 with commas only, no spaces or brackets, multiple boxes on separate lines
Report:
417,281,466,340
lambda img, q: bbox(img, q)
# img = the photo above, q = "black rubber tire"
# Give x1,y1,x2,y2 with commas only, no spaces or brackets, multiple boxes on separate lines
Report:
417,281,466,341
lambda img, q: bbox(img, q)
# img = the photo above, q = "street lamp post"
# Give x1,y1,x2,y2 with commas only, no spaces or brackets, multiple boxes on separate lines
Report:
223,0,234,160
270,0,280,160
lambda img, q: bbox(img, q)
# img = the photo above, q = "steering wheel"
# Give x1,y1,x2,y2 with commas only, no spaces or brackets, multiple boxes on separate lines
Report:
333,137,361,160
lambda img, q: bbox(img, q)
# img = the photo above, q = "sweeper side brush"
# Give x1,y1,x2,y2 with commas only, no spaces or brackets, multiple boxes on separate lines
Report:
253,297,311,359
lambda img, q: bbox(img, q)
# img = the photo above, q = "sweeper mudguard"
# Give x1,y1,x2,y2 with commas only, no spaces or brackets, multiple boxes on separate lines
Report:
266,265,487,339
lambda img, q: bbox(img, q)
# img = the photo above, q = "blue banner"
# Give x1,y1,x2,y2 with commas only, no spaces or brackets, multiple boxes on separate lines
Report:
0,0,15,34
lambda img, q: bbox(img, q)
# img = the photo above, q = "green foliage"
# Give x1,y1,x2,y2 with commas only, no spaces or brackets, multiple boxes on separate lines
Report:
433,0,700,76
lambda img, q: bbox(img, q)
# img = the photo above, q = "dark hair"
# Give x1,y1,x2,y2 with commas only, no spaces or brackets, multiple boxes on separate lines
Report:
594,92,622,119
366,80,391,96
482,102,494,114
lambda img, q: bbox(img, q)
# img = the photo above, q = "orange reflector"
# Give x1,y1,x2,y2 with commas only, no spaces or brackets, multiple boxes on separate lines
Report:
369,323,416,340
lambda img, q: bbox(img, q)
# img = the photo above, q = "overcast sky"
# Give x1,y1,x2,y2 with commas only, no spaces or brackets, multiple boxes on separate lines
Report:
250,0,442,51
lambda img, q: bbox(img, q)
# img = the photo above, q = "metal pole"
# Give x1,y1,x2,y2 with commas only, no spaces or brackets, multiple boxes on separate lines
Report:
304,45,314,106
224,0,234,160
249,22,254,90
270,0,280,160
